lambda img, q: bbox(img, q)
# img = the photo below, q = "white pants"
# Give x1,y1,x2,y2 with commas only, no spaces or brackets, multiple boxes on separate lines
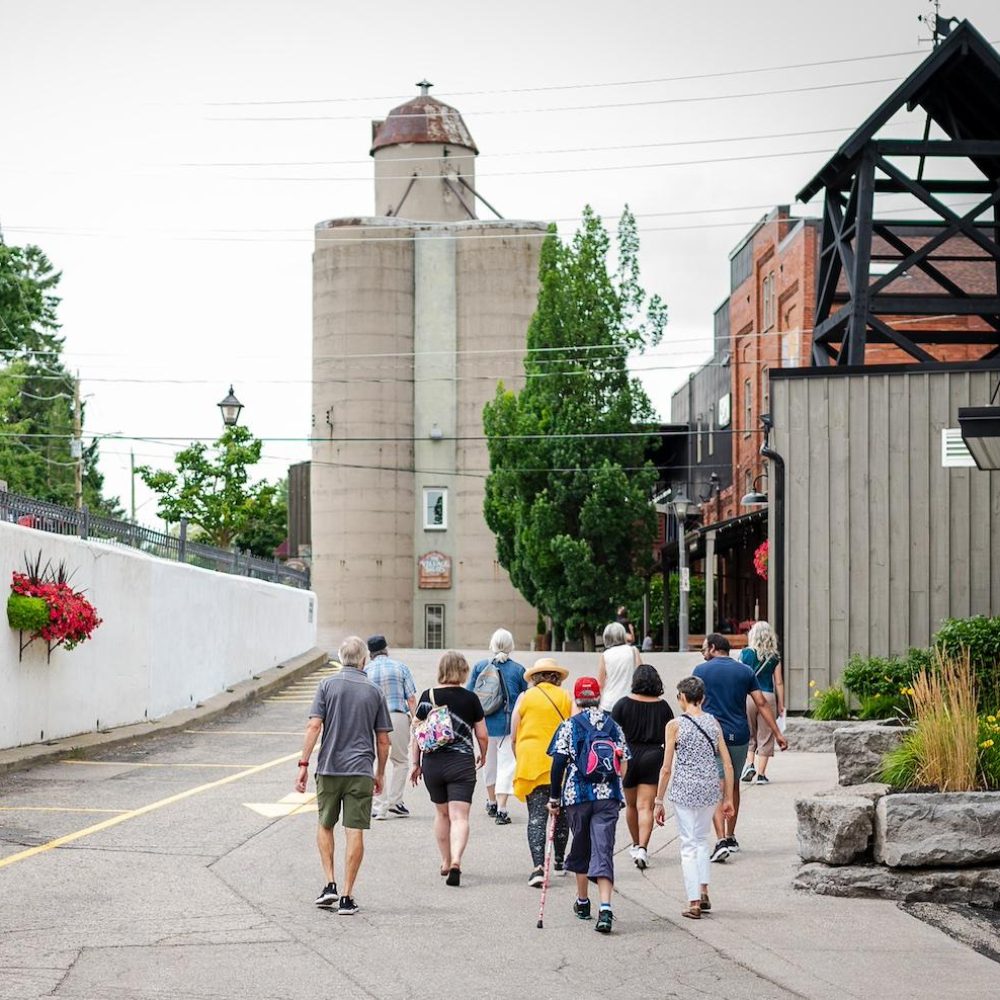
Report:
373,712,411,810
673,803,716,901
484,735,515,797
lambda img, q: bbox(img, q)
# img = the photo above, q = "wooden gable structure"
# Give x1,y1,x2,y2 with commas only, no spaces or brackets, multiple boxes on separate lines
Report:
799,20,1000,366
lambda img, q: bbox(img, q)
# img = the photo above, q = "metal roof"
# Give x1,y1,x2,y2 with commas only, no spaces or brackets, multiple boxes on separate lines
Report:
370,94,478,155
798,20,1000,202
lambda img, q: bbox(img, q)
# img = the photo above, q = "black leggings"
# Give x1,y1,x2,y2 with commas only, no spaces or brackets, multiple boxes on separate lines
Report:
526,787,569,868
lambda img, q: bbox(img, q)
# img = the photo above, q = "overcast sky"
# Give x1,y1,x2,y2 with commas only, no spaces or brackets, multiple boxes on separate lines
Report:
3,0,1000,523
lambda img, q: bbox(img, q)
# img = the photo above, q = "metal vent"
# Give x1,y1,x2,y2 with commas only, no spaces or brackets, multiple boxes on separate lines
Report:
941,428,976,468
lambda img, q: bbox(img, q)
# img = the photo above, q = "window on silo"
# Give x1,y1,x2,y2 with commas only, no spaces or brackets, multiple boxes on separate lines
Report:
423,487,447,530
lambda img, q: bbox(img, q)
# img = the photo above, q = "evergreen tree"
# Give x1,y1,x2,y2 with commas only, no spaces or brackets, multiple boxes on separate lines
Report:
483,206,667,644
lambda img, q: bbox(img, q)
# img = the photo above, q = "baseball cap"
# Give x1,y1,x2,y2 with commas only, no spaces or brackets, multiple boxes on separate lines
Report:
574,676,601,701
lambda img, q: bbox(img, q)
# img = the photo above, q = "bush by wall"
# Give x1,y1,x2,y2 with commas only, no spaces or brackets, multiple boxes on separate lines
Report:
933,616,1000,708
841,648,931,702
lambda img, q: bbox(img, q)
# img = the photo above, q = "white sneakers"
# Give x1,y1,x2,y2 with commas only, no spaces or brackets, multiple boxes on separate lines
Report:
629,845,649,869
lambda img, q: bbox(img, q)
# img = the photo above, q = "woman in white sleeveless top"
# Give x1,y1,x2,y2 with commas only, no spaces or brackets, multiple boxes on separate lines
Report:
597,621,641,710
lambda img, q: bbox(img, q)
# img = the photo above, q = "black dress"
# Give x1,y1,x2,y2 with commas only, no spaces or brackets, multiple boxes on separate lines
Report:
611,697,674,787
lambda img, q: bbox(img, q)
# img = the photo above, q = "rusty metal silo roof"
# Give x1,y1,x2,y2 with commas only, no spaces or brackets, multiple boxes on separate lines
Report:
370,84,478,155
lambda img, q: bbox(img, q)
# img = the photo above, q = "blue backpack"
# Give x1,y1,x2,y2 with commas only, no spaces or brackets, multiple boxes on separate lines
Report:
573,713,623,784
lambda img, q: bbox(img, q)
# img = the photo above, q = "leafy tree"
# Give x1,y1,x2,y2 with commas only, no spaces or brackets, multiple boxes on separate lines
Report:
630,573,706,642
137,425,287,556
483,206,667,645
0,242,119,514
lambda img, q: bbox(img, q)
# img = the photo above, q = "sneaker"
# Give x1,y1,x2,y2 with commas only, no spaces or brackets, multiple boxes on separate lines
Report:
595,907,614,933
710,840,730,863
485,801,498,818
528,866,545,888
337,895,359,915
726,836,741,853
314,882,338,907
628,844,641,861
754,774,770,785
373,808,389,821
554,860,566,876
740,762,756,783
495,811,512,826
388,802,410,816
634,846,648,870
573,898,592,920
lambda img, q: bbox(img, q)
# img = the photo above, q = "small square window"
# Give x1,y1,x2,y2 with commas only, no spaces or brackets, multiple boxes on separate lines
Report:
423,487,447,530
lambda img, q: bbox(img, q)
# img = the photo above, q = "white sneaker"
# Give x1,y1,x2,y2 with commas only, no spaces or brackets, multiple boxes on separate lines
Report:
634,846,648,870
373,807,389,821
628,844,641,861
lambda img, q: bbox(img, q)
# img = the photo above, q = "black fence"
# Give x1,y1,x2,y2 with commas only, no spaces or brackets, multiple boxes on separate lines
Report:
0,490,311,590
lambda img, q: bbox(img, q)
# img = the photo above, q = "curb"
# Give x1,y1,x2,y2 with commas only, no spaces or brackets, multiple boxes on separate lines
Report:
0,647,328,776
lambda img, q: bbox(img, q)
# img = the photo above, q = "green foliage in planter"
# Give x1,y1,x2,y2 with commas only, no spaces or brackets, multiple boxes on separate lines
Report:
841,648,931,701
879,730,923,789
933,616,1000,707
811,685,850,721
980,715,1000,791
7,593,49,632
858,692,910,721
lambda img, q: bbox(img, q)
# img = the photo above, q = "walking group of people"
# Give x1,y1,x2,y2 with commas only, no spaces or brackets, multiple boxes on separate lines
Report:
295,622,787,930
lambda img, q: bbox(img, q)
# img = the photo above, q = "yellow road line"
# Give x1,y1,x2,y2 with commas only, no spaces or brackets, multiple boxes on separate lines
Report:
0,752,299,871
59,760,259,770
0,807,129,814
182,730,301,736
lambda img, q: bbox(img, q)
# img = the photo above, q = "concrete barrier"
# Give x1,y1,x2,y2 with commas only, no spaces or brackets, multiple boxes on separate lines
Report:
1,521,317,749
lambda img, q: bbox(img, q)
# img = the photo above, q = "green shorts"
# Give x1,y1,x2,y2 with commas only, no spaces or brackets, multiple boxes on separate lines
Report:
718,743,749,780
315,774,374,830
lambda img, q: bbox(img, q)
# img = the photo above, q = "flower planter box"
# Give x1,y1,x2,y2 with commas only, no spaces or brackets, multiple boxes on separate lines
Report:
7,594,49,632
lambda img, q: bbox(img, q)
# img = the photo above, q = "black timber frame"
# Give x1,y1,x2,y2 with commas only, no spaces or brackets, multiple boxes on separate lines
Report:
799,20,1000,367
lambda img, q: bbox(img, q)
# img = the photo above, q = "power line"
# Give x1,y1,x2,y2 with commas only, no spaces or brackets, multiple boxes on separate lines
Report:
208,49,935,106
210,76,900,123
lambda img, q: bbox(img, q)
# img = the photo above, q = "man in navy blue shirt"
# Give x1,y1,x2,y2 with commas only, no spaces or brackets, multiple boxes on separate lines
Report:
693,633,787,862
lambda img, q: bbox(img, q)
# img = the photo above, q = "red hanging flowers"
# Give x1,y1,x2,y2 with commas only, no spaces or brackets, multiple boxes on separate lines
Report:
754,539,769,581
10,569,102,651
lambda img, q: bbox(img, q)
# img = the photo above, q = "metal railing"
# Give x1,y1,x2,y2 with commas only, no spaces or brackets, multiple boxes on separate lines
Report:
0,490,311,590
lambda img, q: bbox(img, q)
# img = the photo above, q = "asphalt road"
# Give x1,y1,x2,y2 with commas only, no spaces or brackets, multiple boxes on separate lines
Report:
1,656,996,1000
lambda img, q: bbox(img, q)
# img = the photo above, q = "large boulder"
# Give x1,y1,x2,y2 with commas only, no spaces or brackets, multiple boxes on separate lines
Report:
875,792,1000,867
795,795,874,865
816,782,890,804
834,724,906,785
794,862,1000,906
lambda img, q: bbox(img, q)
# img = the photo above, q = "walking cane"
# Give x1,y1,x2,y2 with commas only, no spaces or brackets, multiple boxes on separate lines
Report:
536,811,556,929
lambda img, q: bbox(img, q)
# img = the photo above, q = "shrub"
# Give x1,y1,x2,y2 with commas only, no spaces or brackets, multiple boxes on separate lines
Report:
979,714,1000,790
858,693,910,721
933,616,1000,708
841,648,931,701
811,685,850,721
6,594,50,632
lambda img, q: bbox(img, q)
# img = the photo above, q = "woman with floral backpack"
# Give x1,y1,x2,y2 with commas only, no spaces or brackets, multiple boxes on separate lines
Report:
410,651,488,886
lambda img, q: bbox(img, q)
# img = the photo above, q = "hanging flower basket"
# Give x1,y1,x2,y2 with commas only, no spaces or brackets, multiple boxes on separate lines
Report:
754,539,769,581
8,553,103,657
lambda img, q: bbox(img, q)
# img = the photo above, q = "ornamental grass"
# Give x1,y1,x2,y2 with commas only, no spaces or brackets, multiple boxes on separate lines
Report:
907,651,978,792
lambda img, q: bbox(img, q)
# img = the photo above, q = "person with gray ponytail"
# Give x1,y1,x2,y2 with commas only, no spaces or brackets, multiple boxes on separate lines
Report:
467,628,527,824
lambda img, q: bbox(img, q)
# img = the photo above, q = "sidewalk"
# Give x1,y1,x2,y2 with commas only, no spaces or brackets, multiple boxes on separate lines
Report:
616,749,999,999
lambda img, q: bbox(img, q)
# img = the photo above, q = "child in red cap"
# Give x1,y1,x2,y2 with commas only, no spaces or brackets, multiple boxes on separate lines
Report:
547,676,631,933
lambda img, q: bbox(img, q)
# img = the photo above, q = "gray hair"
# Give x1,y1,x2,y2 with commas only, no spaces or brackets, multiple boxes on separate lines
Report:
677,675,706,704
338,635,369,668
489,628,514,663
603,621,628,648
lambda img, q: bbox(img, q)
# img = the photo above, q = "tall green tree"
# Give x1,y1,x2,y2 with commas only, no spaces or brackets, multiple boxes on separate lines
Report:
483,206,667,644
137,425,287,556
0,241,118,513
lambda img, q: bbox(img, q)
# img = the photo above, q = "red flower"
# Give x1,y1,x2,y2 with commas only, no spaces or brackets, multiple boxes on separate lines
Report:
753,540,769,581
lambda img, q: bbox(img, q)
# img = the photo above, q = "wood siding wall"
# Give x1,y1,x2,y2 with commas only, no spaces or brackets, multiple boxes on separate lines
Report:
771,368,1000,710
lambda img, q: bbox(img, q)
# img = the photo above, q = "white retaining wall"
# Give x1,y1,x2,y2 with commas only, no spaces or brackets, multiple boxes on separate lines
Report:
1,522,317,749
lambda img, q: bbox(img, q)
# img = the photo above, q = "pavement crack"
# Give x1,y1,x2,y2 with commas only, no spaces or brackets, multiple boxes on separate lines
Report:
45,947,82,997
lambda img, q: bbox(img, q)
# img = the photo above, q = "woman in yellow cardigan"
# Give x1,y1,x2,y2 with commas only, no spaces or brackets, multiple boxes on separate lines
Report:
511,658,573,887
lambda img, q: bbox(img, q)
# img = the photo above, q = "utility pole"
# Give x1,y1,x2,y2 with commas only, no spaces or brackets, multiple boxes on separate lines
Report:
72,372,83,511
130,449,136,522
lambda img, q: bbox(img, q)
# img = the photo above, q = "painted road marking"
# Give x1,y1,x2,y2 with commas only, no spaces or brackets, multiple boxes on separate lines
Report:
0,807,129,814
0,752,300,871
243,791,317,819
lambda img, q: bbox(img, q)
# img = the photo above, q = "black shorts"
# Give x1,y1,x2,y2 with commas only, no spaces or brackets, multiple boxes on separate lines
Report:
623,743,664,788
421,751,477,804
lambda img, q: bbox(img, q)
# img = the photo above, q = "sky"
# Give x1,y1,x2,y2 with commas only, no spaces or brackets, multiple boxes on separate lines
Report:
3,0,1000,524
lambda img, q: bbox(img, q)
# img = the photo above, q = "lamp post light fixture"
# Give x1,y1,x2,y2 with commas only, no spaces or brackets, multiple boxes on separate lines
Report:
958,381,1000,469
670,491,691,653
741,475,768,507
218,386,244,428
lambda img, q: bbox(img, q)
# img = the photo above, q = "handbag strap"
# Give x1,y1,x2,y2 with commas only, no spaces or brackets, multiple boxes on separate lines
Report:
683,714,719,757
535,684,566,721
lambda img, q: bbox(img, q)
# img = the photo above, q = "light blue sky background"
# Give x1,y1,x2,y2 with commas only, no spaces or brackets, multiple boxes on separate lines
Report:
3,0,1000,520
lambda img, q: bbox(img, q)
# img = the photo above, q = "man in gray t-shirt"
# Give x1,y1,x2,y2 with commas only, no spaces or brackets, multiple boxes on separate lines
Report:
296,636,391,915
